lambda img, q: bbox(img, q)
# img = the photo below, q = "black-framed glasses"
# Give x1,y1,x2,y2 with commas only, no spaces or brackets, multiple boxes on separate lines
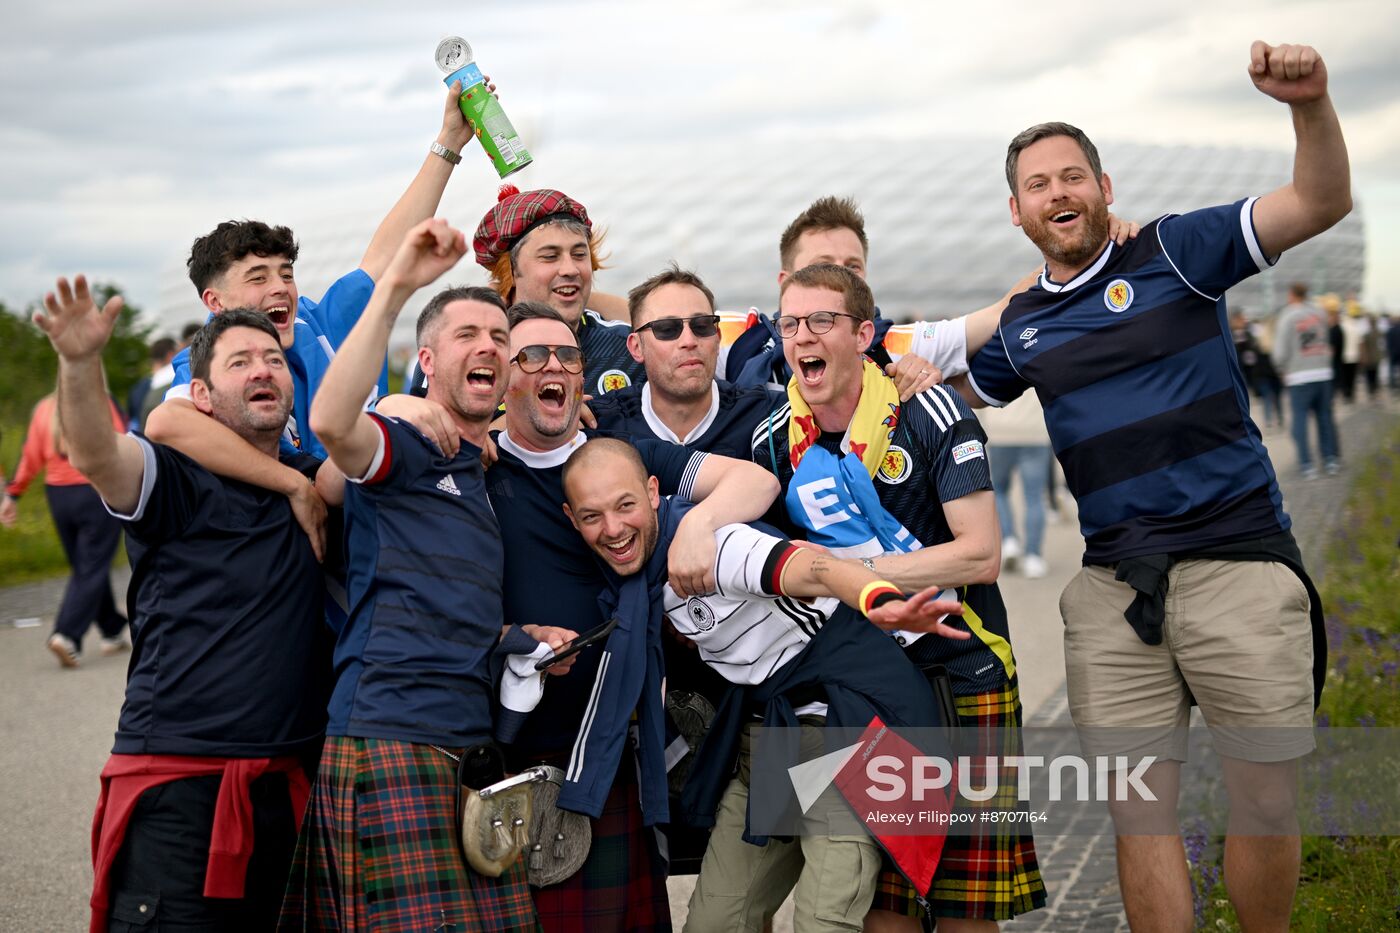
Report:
773,311,863,339
511,344,584,374
634,314,722,341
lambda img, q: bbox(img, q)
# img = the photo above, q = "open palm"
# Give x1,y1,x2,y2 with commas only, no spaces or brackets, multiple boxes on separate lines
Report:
34,275,123,360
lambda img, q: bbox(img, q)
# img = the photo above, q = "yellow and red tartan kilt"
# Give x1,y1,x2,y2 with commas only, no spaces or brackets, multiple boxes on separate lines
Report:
870,680,1048,922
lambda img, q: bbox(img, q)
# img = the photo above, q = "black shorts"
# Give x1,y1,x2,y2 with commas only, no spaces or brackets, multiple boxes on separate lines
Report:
106,773,296,932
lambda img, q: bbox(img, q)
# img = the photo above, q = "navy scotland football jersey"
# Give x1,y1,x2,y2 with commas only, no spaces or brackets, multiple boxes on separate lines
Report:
330,414,505,747
108,438,329,757
967,198,1289,563
590,380,786,460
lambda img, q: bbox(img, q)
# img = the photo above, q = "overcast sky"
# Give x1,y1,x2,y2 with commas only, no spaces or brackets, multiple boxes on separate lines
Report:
2,0,1397,323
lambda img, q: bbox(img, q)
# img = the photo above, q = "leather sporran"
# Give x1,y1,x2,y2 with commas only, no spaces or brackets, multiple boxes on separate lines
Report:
523,765,592,886
666,689,717,795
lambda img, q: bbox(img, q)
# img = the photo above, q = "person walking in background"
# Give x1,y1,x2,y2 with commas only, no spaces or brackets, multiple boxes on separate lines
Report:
1273,282,1340,478
1,390,129,666
1336,293,1365,402
1249,313,1286,429
982,391,1054,579
1386,312,1400,395
129,337,179,432
1357,306,1381,402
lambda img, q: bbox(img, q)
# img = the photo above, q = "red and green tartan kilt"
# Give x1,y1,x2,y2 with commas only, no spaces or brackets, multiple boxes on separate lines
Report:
531,755,671,931
277,736,539,932
870,680,1048,922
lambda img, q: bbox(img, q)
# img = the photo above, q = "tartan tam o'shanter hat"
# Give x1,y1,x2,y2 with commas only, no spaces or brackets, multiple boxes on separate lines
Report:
472,184,591,269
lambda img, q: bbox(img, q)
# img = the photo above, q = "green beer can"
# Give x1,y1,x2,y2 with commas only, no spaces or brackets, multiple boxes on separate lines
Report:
435,36,532,179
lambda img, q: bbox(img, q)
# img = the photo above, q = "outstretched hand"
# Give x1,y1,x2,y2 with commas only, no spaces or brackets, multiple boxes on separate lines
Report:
34,276,122,361
382,218,469,293
866,586,971,638
1249,41,1328,106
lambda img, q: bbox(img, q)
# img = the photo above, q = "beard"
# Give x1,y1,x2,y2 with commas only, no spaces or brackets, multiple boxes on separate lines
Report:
209,380,291,440
1020,195,1111,272
523,391,582,441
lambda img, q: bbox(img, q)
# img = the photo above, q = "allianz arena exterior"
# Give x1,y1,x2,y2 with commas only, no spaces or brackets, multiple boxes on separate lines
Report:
154,136,1365,348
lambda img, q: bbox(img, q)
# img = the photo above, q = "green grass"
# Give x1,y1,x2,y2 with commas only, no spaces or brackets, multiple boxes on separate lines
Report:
1192,425,1400,930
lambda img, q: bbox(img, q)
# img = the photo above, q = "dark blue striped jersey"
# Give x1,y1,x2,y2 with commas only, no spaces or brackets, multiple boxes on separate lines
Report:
752,384,1015,696
590,380,787,459
578,311,645,397
967,198,1288,563
330,414,504,746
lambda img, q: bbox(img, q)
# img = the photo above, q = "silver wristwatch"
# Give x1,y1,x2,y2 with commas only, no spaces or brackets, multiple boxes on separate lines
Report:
430,141,462,165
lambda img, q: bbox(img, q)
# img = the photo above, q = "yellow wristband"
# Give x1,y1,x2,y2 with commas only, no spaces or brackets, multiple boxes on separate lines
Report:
859,581,903,617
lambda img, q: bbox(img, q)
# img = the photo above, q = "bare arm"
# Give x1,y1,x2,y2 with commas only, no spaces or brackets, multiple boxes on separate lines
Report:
32,277,146,514
667,456,781,597
858,490,1001,591
313,219,470,478
1247,42,1352,257
315,459,347,507
146,398,327,560
948,373,986,409
778,548,969,637
357,83,479,280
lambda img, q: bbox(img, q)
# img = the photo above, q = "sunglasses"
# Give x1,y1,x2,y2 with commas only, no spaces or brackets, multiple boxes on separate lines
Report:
511,344,584,374
772,311,863,339
634,314,722,341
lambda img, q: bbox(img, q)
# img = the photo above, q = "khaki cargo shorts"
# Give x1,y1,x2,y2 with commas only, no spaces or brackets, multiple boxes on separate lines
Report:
1060,559,1315,763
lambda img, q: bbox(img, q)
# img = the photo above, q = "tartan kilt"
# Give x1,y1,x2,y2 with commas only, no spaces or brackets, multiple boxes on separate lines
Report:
531,753,671,932
277,736,539,932
870,679,1048,921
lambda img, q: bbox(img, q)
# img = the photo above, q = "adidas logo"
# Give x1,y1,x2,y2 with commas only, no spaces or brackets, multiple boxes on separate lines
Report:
435,474,462,497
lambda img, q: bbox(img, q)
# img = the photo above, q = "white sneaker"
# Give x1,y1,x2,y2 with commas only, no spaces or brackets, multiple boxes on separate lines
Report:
47,633,80,668
100,634,130,656
1022,555,1048,579
1001,536,1022,572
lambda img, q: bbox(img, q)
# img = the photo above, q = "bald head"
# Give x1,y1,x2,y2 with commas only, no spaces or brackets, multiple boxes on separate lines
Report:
561,437,648,500
561,438,660,577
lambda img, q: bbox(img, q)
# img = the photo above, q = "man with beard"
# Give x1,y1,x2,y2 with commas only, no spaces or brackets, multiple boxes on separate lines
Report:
555,437,970,932
960,41,1351,933
485,302,781,931
32,283,332,931
280,220,556,931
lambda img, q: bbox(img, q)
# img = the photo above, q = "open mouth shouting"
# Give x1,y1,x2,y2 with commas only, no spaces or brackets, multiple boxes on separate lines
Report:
245,383,282,406
536,380,567,412
600,530,639,568
798,355,827,385
466,367,498,392
263,305,292,330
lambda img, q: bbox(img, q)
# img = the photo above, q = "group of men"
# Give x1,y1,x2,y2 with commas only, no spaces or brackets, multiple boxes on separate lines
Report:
38,39,1350,933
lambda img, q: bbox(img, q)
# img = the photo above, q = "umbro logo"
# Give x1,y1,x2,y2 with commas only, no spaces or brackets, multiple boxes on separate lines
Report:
1019,327,1038,341
435,474,462,497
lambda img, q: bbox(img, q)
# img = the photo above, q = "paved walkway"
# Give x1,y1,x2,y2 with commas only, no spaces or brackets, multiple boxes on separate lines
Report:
1,398,1395,931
